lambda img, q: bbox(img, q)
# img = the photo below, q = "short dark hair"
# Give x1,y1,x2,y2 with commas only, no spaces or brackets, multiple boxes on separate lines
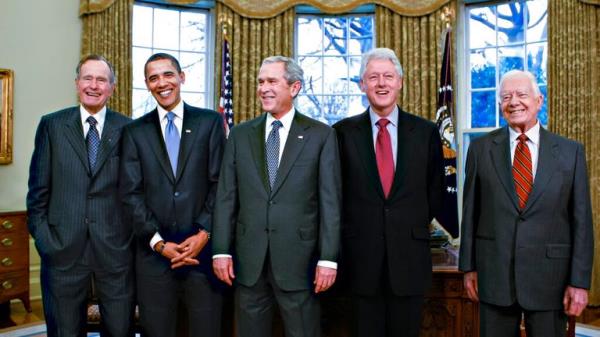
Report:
76,54,116,84
144,53,182,78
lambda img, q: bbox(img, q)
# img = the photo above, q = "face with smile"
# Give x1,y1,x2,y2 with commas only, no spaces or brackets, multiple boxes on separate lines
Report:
145,58,185,111
499,73,543,133
256,62,300,119
360,58,403,117
76,60,115,114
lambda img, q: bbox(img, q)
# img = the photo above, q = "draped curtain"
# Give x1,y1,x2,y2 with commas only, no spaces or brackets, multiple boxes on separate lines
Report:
548,0,600,305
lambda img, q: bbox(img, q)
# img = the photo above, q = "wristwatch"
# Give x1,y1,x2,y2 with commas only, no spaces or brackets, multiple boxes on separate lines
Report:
155,241,166,254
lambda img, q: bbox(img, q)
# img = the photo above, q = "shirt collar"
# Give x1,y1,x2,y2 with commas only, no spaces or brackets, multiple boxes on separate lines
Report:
157,100,185,121
80,105,106,126
369,105,399,127
509,121,540,146
266,107,295,130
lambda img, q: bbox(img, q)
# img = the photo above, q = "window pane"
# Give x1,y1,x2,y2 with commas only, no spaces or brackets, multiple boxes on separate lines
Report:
469,7,496,49
132,47,152,89
180,11,206,52
323,17,347,56
498,46,524,77
470,48,496,89
348,16,373,55
133,5,153,47
299,56,323,95
527,0,547,43
471,90,496,128
132,88,155,119
181,92,205,108
322,95,348,124
527,43,547,84
297,17,323,56
153,8,180,50
297,95,322,120
497,3,525,45
348,56,362,94
348,95,368,117
538,85,548,125
180,52,205,92
323,57,348,94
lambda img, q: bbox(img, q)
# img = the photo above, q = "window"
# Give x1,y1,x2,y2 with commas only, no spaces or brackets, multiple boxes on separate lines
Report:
132,3,212,118
295,13,375,125
460,0,547,152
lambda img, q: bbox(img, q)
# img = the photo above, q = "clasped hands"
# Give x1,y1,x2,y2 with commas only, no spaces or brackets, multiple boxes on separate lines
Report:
155,230,210,269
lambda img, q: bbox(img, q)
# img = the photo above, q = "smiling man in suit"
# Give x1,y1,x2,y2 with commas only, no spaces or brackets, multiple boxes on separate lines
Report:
459,70,594,337
27,55,133,337
120,53,225,337
212,55,341,337
332,48,444,337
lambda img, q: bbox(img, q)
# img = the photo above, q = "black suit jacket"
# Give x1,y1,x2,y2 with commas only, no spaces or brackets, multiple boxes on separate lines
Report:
459,126,594,310
333,108,444,296
27,107,131,270
120,103,225,276
212,111,341,291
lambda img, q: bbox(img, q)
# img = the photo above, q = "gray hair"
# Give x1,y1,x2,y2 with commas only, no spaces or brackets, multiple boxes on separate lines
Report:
260,56,304,87
76,54,116,84
359,48,403,80
498,70,541,100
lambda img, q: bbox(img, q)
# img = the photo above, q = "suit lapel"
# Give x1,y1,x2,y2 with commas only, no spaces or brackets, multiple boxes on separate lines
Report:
270,113,309,196
248,114,269,193
63,107,90,173
388,110,410,200
175,104,198,183
144,110,176,182
522,128,558,212
351,111,385,199
489,127,520,210
92,110,120,176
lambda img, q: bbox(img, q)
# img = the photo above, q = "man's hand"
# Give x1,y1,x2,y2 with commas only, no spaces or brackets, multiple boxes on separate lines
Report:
170,230,209,268
563,286,588,317
213,257,235,286
314,266,337,293
464,271,479,302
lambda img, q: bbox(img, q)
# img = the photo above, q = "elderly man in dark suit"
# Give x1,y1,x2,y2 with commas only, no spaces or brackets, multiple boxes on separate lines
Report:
212,55,341,337
120,53,225,337
332,47,444,337
459,70,594,337
27,54,133,337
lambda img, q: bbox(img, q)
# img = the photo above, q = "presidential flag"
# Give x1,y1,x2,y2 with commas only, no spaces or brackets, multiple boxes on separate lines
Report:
435,28,459,238
218,30,234,135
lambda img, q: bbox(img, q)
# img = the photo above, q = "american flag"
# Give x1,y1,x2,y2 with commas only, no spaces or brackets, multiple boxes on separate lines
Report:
435,28,459,238
218,34,234,135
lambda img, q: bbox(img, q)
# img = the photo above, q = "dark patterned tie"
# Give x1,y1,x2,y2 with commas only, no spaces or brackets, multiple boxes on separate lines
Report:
86,116,100,171
266,120,283,189
513,134,533,209
376,118,394,198
165,111,180,176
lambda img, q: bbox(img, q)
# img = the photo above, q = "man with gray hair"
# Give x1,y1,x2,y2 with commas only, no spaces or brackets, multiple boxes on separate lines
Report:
212,56,341,337
459,70,593,337
333,47,444,337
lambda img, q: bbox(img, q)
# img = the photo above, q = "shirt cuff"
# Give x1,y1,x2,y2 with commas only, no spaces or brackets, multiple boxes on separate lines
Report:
149,232,164,250
213,254,232,259
317,260,337,269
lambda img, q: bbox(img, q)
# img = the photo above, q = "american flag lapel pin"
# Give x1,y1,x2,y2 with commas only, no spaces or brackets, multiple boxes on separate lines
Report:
298,135,303,139
185,129,191,133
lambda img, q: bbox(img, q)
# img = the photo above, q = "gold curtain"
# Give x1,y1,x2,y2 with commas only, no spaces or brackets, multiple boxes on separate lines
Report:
80,0,133,116
548,0,600,305
375,3,455,121
214,2,294,123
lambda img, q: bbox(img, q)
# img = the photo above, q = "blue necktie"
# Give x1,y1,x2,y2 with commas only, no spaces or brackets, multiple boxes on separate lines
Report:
86,116,100,171
266,120,282,188
165,112,180,176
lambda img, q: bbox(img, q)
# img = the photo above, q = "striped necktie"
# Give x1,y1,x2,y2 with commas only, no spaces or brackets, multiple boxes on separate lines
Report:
512,134,533,210
86,116,100,171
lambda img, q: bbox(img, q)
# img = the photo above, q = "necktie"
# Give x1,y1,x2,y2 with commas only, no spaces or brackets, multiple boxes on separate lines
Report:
165,112,180,176
86,116,100,171
375,118,394,198
513,134,533,210
266,120,283,189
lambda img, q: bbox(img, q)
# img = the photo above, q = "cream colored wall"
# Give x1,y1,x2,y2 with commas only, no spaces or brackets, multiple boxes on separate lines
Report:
0,0,81,300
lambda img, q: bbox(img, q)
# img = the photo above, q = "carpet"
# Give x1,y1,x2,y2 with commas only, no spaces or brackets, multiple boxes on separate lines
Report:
0,323,100,337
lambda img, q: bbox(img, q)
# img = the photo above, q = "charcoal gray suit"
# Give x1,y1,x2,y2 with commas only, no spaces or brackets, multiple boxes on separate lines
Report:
27,106,133,337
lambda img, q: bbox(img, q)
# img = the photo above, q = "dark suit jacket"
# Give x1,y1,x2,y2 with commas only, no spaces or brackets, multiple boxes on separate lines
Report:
459,126,594,310
212,111,341,292
27,107,131,270
120,103,225,276
333,108,444,296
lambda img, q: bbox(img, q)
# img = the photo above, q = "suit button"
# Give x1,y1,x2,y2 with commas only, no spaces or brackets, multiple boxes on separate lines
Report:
174,192,180,197
269,201,275,205
84,218,89,224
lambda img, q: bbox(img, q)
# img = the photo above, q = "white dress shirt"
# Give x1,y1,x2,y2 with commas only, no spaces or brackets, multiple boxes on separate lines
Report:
80,105,107,140
509,121,540,180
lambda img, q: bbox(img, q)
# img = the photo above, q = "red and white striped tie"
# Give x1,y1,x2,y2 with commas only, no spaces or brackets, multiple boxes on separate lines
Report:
513,134,533,210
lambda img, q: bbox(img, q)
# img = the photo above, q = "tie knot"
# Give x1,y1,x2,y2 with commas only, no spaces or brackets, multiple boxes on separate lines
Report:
272,120,283,130
166,111,176,122
376,118,391,128
518,134,528,143
87,116,98,127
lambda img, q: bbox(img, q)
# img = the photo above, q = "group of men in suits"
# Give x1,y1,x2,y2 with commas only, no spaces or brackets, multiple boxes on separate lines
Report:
26,47,592,337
